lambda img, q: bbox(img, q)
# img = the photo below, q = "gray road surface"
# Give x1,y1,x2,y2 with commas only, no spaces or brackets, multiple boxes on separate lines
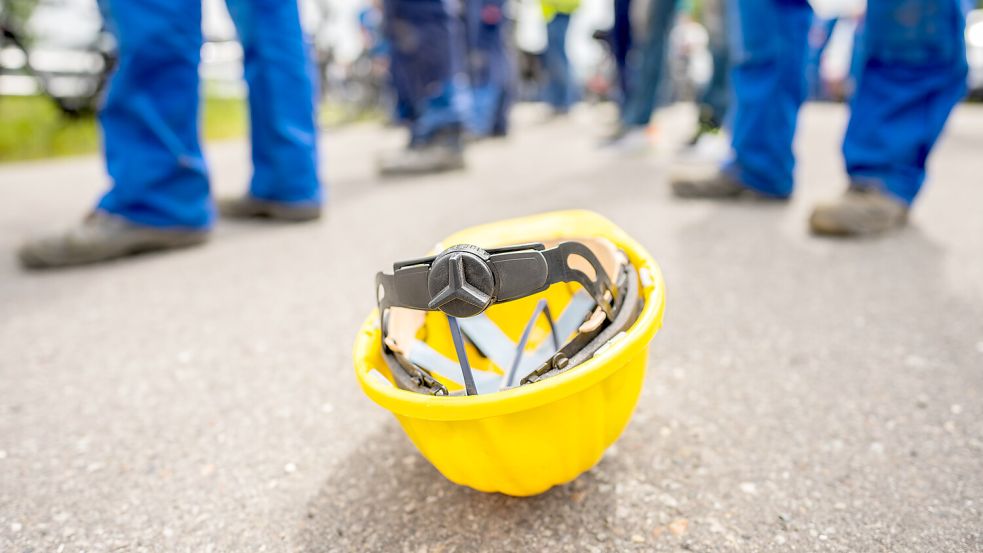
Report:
1,104,982,553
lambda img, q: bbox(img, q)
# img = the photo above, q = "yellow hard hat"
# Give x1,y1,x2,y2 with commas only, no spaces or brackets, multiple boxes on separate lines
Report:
353,210,665,496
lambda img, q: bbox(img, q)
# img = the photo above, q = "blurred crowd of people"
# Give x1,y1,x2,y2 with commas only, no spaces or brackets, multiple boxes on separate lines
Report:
16,0,979,269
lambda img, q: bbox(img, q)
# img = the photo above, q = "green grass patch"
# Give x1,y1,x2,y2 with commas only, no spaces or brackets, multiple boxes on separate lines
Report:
0,95,250,163
0,94,378,163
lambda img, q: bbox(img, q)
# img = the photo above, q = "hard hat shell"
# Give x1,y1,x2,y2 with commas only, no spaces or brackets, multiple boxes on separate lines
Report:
353,210,666,496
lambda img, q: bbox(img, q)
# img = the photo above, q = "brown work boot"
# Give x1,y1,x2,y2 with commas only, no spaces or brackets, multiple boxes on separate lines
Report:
671,167,780,200
18,211,209,270
809,186,909,237
217,196,321,222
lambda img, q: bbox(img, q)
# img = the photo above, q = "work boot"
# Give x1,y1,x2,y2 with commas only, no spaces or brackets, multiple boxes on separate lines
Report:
379,126,465,176
18,211,209,269
671,168,778,200
809,186,909,237
218,196,321,222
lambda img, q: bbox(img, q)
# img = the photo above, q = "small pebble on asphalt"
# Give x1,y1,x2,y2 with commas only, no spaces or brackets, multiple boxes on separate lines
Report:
668,518,689,537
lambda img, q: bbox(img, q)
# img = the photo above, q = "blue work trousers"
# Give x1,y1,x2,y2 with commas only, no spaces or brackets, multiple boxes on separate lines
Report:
725,0,967,203
464,0,513,137
700,0,730,128
612,0,634,105
385,0,468,145
544,14,576,112
620,0,676,127
97,0,321,229
843,0,967,204
622,0,729,128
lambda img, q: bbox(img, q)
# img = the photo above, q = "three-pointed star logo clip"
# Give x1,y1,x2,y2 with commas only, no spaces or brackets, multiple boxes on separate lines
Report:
428,252,491,312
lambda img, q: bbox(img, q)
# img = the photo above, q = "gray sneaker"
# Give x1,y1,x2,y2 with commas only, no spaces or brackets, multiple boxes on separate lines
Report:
378,143,465,176
670,168,779,200
217,196,321,222
18,211,209,269
809,186,909,237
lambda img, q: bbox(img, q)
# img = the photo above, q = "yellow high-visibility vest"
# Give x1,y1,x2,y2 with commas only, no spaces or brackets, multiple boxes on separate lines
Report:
541,0,580,21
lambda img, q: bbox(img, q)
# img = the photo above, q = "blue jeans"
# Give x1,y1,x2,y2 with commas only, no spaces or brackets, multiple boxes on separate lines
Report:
97,0,321,229
385,0,468,145
544,14,576,112
805,18,838,100
612,0,634,105
725,0,967,203
622,0,729,129
464,0,513,137
620,0,676,127
699,0,730,128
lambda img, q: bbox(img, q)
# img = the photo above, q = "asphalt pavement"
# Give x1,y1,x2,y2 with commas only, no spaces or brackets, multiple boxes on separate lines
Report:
1,103,982,553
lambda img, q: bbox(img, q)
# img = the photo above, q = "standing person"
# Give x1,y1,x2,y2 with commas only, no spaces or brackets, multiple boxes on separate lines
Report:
672,0,968,238
541,0,580,115
378,0,469,175
607,0,730,151
18,0,322,269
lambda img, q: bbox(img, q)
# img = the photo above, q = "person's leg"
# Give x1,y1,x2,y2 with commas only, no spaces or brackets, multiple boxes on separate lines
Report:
612,0,634,105
805,18,837,101
378,0,468,175
385,0,468,145
809,0,967,236
96,0,210,229
619,0,677,128
720,0,813,198
842,0,967,205
697,0,729,129
18,0,210,268
466,0,513,137
224,0,320,207
543,14,573,112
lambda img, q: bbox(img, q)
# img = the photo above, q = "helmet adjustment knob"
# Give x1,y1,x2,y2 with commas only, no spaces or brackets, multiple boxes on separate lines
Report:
427,245,496,318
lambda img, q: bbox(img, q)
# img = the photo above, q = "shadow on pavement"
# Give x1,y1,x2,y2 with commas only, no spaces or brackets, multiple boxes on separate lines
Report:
650,200,983,549
296,416,705,552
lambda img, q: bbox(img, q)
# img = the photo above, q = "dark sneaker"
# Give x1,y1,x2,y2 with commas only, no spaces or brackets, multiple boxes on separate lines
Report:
18,211,208,269
671,168,778,200
378,143,465,176
809,186,909,237
217,196,321,222
602,126,654,154
675,130,729,165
